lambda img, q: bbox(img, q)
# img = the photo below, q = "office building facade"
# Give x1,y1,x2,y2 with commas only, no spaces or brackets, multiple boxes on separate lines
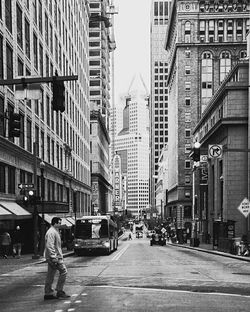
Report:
115,77,150,217
164,0,249,229
89,0,116,214
150,0,171,214
0,1,91,240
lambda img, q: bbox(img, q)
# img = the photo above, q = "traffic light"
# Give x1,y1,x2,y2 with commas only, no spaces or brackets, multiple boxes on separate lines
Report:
22,190,40,205
52,73,65,112
9,112,21,137
192,142,201,162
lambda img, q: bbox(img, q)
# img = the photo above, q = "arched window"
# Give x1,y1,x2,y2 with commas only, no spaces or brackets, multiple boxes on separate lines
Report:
239,50,247,59
201,52,213,113
184,21,191,43
220,51,231,83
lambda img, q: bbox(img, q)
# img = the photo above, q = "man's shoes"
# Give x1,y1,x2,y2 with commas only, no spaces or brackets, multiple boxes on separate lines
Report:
44,294,57,300
56,291,70,299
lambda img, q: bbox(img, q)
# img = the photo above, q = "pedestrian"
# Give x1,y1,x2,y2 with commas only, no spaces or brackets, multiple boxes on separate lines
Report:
44,217,70,300
12,225,23,258
0,231,11,259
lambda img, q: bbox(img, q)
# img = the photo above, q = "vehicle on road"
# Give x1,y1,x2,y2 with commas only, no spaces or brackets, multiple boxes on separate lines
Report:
74,215,118,255
136,231,143,238
150,232,166,246
147,230,155,238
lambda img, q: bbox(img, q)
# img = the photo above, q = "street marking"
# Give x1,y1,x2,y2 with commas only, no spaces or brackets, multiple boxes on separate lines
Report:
111,244,129,261
75,300,82,303
71,294,78,297
67,309,75,312
89,285,250,298
55,310,63,312
81,293,87,296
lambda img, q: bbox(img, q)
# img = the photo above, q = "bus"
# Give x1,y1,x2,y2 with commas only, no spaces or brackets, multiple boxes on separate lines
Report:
73,215,118,255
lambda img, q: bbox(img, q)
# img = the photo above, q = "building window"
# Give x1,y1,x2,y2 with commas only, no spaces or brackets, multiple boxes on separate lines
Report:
185,49,191,58
185,97,191,106
18,58,24,76
0,163,5,193
185,66,191,75
220,51,231,83
19,113,24,148
199,20,205,42
6,44,13,80
185,82,191,91
0,96,4,137
201,51,213,113
227,20,233,41
185,160,191,169
5,0,12,33
39,43,43,76
185,144,191,154
184,21,191,43
16,4,23,48
208,20,214,42
218,20,224,42
33,33,38,70
185,176,191,184
27,119,32,152
8,165,15,194
239,50,247,59
25,19,30,59
38,0,43,33
0,35,3,79
185,112,191,122
47,136,50,163
185,129,191,138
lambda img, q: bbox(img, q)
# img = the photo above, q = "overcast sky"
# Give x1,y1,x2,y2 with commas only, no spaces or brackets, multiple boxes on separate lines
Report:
113,0,151,102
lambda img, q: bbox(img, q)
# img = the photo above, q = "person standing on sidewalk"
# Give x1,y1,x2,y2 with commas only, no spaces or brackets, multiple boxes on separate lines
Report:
12,226,23,258
44,217,70,300
0,231,11,259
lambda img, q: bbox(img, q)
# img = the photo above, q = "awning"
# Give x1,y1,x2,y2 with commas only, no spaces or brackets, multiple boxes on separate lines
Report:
0,205,13,220
0,201,32,220
39,214,73,228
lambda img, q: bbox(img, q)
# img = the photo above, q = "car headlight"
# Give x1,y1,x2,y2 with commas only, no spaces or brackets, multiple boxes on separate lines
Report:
103,241,110,248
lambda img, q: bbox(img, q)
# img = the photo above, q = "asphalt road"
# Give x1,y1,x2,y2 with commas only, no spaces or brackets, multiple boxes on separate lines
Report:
1,234,250,312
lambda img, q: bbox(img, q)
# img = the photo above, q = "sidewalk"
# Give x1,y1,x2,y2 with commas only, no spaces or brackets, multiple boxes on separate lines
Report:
168,241,250,262
0,248,74,275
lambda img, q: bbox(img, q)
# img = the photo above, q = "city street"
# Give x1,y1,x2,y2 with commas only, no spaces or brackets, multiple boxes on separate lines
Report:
1,234,250,312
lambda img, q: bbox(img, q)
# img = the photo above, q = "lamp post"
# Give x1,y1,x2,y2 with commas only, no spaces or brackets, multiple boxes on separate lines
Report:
39,160,46,256
191,141,201,247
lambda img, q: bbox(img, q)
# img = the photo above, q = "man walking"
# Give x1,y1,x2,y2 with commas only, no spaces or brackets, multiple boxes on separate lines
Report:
44,217,70,300
12,226,22,258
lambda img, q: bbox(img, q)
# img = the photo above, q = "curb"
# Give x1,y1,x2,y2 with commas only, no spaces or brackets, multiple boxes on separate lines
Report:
167,242,250,262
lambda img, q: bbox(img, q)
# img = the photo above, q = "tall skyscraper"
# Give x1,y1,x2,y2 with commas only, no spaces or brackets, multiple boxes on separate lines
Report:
150,0,171,213
89,0,116,214
115,75,150,217
0,1,91,244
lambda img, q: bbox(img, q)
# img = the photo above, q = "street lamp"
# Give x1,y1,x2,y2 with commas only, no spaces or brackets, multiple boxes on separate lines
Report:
39,160,46,256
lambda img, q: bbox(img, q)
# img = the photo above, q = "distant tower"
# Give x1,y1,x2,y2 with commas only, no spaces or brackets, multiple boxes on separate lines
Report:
115,75,150,218
149,0,171,211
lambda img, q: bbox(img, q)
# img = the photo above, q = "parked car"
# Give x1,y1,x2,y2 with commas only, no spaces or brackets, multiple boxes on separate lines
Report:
150,232,166,246
147,230,155,238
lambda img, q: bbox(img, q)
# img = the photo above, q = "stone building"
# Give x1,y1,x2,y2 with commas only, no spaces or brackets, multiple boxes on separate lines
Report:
193,61,249,245
164,0,249,234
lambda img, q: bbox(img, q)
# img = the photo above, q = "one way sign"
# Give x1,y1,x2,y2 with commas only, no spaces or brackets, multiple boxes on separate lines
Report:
208,144,223,159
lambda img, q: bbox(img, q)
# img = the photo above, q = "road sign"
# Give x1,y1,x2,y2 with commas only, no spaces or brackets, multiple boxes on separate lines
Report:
237,197,250,218
18,183,34,190
208,144,223,159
